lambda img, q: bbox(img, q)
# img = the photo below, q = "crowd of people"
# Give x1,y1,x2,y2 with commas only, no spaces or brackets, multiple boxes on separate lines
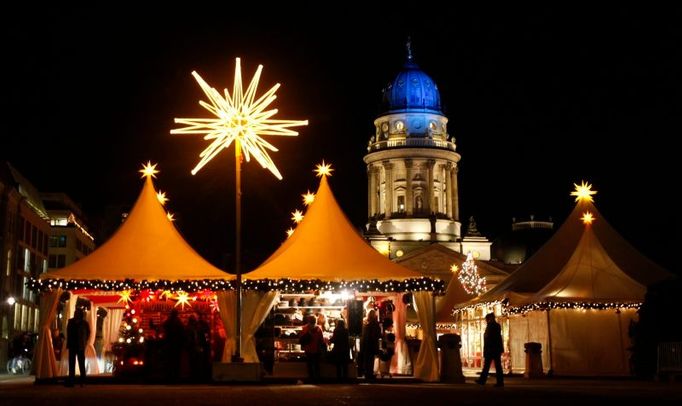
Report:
158,309,213,383
299,308,396,383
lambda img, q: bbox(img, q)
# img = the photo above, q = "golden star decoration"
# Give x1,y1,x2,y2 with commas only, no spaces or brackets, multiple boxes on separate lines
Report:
315,160,333,177
139,162,159,179
581,211,595,225
302,191,315,206
571,181,597,203
156,191,168,205
291,210,304,224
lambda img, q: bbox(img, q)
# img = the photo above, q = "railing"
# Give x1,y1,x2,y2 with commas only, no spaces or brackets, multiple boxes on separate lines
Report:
368,138,456,152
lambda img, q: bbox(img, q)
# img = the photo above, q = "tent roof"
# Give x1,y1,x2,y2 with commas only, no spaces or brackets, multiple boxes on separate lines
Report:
529,223,646,303
457,200,671,308
41,176,230,282
244,175,424,282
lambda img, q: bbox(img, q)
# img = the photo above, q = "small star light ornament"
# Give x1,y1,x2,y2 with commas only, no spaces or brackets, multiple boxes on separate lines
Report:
571,181,597,203
156,191,168,206
581,211,595,225
139,162,159,179
171,58,308,179
302,191,315,206
315,160,333,177
291,209,304,224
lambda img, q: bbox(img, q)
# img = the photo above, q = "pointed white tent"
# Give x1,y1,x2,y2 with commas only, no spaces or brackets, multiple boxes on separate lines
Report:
454,190,671,376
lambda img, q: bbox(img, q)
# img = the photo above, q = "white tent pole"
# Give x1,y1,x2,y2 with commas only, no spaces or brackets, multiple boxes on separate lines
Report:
546,309,554,376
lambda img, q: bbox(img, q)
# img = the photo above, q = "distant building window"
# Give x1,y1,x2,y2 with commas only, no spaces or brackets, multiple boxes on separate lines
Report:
58,235,67,248
18,218,24,241
48,255,57,268
56,255,66,268
48,236,59,247
397,196,405,213
31,225,37,249
37,231,44,253
24,221,31,246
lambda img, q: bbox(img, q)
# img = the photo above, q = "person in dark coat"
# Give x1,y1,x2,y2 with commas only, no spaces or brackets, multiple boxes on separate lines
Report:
66,307,90,387
300,315,325,382
162,309,186,383
475,313,504,387
330,319,351,381
360,309,381,381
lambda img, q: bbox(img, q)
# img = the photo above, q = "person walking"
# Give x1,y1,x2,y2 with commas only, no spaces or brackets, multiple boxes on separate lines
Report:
66,307,90,387
475,313,504,387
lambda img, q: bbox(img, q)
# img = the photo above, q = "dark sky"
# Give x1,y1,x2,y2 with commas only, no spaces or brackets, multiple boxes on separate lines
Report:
2,5,680,274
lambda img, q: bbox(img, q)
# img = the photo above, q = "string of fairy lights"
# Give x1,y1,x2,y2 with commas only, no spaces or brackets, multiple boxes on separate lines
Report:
28,276,444,295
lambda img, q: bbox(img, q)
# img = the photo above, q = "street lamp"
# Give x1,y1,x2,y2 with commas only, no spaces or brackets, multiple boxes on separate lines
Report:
172,58,307,361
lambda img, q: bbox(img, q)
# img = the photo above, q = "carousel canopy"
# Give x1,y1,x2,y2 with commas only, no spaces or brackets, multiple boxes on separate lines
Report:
244,174,425,283
40,171,230,282
456,198,671,310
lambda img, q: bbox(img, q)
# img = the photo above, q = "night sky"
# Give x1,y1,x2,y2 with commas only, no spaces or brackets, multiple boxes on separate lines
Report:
2,5,680,274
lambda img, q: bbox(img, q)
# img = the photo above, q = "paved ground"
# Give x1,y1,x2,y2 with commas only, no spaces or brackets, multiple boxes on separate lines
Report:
1,375,681,405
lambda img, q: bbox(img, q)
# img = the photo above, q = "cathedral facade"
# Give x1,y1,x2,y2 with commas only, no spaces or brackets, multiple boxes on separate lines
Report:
364,45,491,260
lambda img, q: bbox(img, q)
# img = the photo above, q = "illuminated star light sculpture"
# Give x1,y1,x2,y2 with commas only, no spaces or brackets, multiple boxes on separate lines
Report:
172,58,307,362
171,57,308,178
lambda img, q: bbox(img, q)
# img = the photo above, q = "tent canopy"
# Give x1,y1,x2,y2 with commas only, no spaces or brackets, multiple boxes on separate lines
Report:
456,200,671,310
244,175,424,282
41,176,230,282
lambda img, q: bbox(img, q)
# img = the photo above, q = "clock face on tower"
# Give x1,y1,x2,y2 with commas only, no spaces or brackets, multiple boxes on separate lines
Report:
382,122,389,132
395,121,404,131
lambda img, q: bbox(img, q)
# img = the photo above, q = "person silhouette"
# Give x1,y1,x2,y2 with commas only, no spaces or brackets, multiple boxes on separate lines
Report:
66,307,90,387
475,313,504,387
162,309,186,383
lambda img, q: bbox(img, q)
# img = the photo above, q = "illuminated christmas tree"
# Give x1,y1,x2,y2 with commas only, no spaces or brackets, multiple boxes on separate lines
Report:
458,252,487,295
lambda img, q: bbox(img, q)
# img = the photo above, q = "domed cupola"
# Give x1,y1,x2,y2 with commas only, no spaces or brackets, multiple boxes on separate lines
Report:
381,42,442,114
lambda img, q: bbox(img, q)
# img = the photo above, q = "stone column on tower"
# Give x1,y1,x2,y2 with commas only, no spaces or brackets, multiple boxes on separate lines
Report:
367,164,375,218
383,161,394,219
446,163,453,218
450,164,460,221
426,159,435,215
405,159,414,216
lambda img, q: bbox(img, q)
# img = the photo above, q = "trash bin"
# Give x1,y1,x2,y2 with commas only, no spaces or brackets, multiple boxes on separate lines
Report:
524,342,544,378
438,334,465,383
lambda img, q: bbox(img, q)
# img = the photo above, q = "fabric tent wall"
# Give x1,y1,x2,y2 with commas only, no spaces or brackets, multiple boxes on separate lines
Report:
217,291,237,362
413,292,439,382
85,303,100,374
101,308,125,354
548,308,637,376
391,293,411,375
32,289,62,379
59,293,78,376
508,312,549,374
241,291,278,363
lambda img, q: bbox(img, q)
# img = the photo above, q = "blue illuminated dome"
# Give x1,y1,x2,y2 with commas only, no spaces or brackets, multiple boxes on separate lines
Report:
381,50,442,114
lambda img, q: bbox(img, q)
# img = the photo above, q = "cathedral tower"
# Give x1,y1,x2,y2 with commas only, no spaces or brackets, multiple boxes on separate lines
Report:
364,42,490,260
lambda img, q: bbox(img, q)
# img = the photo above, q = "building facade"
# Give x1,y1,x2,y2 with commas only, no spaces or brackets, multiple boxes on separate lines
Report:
364,44,491,260
0,163,50,370
41,193,95,271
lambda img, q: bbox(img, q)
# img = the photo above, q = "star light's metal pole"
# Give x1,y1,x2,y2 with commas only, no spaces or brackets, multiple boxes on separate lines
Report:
233,140,243,362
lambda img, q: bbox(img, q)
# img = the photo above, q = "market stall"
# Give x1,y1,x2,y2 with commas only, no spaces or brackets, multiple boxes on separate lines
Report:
241,167,444,381
31,164,233,380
